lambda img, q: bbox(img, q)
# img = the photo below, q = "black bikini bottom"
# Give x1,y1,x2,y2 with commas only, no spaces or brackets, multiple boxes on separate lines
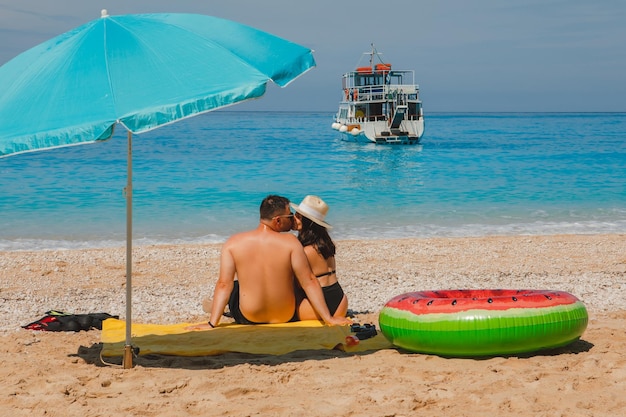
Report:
228,280,300,324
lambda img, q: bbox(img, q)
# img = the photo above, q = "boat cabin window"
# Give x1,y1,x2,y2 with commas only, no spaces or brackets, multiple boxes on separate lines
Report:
355,74,383,87
407,102,422,119
368,103,383,119
387,73,403,84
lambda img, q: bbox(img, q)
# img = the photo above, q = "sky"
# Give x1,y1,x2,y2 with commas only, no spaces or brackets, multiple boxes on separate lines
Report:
1,0,625,112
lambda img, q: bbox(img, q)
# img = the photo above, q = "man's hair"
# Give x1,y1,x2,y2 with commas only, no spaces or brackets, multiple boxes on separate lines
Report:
260,195,290,220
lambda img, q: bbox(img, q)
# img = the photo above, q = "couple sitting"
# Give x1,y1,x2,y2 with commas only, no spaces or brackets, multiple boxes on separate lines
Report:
195,195,351,330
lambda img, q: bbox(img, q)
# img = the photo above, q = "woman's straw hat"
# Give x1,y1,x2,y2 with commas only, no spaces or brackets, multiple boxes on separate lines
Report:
290,195,332,229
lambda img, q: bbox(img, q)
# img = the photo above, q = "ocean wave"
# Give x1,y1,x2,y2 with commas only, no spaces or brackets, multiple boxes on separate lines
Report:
2,220,624,251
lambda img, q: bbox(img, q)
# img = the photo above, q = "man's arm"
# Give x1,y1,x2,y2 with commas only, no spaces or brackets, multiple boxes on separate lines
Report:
291,241,351,326
188,242,236,330
209,244,237,326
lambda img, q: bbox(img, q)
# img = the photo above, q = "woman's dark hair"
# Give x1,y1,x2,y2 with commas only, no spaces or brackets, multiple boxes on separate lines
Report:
260,195,290,220
297,215,335,259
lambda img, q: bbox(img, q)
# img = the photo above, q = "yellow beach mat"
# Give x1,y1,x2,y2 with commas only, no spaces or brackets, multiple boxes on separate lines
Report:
101,319,393,357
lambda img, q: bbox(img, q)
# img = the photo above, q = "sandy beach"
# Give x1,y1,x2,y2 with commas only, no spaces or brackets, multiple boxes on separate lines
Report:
1,234,625,416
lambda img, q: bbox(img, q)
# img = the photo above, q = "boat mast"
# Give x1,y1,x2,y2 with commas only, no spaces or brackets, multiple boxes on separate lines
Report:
369,43,379,68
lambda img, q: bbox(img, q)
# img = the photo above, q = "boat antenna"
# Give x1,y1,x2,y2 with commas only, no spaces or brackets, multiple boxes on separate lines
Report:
368,43,384,67
354,43,383,69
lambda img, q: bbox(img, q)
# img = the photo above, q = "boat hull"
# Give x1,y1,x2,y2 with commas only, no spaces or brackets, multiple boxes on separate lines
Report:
334,116,424,145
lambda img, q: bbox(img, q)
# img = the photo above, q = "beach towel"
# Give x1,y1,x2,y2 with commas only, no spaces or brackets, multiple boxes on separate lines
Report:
101,319,392,357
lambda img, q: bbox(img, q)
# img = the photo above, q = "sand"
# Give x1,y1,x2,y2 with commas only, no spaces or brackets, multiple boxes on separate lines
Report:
1,234,625,416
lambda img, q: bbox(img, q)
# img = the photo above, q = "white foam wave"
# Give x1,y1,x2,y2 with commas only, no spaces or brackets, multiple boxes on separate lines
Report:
2,220,625,251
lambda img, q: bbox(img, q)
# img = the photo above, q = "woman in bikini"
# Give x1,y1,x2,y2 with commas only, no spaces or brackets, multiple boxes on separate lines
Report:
291,195,349,319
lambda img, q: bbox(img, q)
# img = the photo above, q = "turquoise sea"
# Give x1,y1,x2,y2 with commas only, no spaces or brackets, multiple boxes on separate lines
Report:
1,112,625,251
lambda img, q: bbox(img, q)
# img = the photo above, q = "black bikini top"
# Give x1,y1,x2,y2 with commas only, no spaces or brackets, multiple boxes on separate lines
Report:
315,270,336,278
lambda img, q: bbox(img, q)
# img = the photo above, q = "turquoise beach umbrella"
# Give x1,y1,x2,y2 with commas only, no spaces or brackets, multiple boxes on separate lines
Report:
0,10,315,367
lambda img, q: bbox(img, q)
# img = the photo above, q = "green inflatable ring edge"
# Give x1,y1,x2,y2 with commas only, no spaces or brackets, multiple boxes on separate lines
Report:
379,301,588,357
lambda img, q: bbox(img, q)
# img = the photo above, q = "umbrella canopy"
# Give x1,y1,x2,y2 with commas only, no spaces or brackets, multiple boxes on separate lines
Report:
0,10,315,155
0,10,315,367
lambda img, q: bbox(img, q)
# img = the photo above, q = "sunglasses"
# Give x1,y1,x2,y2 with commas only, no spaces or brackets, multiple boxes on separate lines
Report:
273,213,294,220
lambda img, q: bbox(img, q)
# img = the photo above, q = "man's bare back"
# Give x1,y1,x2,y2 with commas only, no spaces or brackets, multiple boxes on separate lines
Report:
223,226,304,323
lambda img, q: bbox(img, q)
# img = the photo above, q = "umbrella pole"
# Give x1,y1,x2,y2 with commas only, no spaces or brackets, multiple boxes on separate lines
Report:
123,130,134,369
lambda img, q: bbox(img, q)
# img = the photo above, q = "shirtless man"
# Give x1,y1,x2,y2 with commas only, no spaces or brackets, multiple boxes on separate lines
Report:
192,195,351,329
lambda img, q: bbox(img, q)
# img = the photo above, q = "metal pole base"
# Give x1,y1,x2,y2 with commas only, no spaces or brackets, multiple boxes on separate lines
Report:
123,345,134,369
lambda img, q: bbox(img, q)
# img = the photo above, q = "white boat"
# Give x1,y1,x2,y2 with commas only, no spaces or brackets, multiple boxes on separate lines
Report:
332,45,424,144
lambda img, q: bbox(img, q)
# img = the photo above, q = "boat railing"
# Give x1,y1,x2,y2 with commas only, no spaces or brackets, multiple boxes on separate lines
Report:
342,69,416,85
344,106,423,123
343,84,420,103
347,114,422,123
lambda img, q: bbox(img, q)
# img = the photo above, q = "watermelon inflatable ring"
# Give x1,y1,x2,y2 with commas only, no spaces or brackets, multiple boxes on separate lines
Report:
379,289,588,357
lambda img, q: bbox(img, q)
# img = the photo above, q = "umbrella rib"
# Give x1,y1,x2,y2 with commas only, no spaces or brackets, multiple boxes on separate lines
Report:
102,18,121,130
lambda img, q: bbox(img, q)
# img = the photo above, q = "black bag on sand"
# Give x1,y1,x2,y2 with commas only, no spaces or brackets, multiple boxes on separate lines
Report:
22,310,118,332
